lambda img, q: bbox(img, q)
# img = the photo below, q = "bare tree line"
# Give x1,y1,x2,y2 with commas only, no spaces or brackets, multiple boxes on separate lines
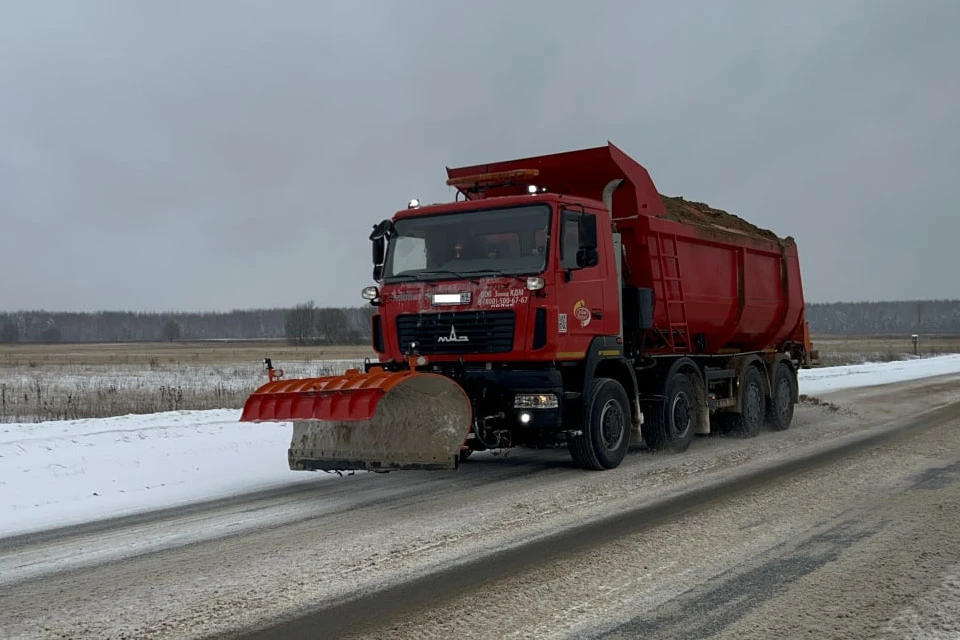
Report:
283,301,372,345
805,299,960,334
0,305,375,344
0,300,957,345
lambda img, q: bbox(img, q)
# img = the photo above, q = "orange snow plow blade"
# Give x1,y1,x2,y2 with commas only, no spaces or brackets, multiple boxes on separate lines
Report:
240,368,472,471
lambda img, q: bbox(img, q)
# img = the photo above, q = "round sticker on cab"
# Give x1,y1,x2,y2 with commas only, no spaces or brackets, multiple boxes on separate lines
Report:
573,299,592,327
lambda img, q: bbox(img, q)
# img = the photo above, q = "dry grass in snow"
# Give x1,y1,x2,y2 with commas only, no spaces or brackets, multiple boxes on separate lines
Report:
0,342,371,423
2,335,959,423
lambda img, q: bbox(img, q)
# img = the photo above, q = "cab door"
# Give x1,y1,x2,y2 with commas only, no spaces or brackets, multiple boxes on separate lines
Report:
555,206,613,356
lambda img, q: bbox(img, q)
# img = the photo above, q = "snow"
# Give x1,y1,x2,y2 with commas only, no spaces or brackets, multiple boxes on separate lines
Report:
0,410,329,538
798,353,960,395
2,354,960,539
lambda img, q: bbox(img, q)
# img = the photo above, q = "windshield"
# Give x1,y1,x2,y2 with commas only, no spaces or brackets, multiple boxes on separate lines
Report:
383,204,550,281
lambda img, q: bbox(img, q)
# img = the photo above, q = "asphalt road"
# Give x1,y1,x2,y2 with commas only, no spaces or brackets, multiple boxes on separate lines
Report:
1,374,958,639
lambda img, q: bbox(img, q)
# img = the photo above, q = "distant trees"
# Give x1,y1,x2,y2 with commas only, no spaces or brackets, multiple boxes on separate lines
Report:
283,301,371,345
0,306,375,344
806,300,960,334
0,322,19,343
0,300,956,345
0,308,292,343
315,307,350,344
284,301,316,345
161,319,182,342
39,319,60,343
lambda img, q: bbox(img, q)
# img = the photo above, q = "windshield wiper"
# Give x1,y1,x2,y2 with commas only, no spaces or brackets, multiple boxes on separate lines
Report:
384,274,423,282
386,270,464,282
388,268,520,284
456,268,517,278
415,269,467,279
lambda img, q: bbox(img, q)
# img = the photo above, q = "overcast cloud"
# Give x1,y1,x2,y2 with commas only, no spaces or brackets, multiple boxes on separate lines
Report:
1,0,958,312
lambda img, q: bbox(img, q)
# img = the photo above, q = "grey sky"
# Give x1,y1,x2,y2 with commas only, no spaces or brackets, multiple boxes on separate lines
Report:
1,0,958,312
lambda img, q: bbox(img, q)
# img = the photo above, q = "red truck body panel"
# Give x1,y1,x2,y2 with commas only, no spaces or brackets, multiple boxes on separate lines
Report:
442,142,809,357
615,213,807,355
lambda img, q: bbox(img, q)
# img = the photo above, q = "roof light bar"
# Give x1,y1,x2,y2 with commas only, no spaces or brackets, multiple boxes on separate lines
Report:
445,168,539,189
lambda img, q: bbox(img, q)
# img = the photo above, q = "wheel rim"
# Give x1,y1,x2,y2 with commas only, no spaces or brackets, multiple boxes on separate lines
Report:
599,399,625,450
671,392,693,438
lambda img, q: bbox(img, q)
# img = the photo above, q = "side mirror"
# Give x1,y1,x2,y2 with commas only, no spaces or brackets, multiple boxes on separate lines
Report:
369,219,394,282
369,219,394,241
372,236,386,266
371,237,386,281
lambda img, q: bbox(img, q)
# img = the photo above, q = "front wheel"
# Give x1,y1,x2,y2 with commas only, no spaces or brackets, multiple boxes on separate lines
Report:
569,377,631,470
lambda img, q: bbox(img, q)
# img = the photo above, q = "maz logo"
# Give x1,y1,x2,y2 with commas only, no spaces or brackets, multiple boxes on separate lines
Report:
438,325,469,343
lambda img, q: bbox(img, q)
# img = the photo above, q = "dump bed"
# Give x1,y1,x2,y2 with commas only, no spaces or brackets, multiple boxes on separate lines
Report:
614,200,806,356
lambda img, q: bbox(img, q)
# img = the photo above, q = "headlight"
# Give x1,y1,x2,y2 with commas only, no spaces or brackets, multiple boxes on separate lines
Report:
513,393,559,409
361,286,380,300
526,277,545,291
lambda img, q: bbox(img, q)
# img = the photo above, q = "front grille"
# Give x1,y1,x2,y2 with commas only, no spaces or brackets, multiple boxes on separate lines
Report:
396,310,515,355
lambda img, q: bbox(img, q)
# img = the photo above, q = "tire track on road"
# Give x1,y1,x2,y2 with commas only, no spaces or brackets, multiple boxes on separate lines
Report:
594,455,960,639
228,400,960,640
0,454,557,588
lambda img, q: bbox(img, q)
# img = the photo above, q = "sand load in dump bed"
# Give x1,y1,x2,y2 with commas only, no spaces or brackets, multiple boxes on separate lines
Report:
659,194,794,245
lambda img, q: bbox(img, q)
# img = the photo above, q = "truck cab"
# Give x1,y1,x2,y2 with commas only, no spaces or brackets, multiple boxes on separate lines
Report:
362,175,647,469
367,193,622,361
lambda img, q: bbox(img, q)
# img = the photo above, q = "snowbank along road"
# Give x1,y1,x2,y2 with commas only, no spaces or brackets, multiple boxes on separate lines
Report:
1,356,959,639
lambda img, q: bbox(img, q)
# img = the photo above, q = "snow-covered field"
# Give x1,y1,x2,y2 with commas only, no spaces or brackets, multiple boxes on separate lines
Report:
2,354,959,539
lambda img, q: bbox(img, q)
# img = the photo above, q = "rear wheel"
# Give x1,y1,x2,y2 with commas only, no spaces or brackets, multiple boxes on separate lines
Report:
645,372,698,453
728,365,766,437
569,377,631,470
765,362,796,431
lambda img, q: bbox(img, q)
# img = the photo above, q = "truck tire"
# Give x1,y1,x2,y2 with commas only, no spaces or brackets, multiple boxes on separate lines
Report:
645,372,697,453
728,365,766,438
765,362,795,431
569,377,631,470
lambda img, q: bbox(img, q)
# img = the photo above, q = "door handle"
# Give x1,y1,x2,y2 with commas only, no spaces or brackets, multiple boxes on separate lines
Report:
591,308,604,319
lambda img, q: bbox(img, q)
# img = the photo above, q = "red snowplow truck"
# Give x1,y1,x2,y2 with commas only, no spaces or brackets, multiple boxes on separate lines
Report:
241,142,816,472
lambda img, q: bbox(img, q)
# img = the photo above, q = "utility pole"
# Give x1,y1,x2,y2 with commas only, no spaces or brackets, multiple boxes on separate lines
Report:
914,301,923,356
